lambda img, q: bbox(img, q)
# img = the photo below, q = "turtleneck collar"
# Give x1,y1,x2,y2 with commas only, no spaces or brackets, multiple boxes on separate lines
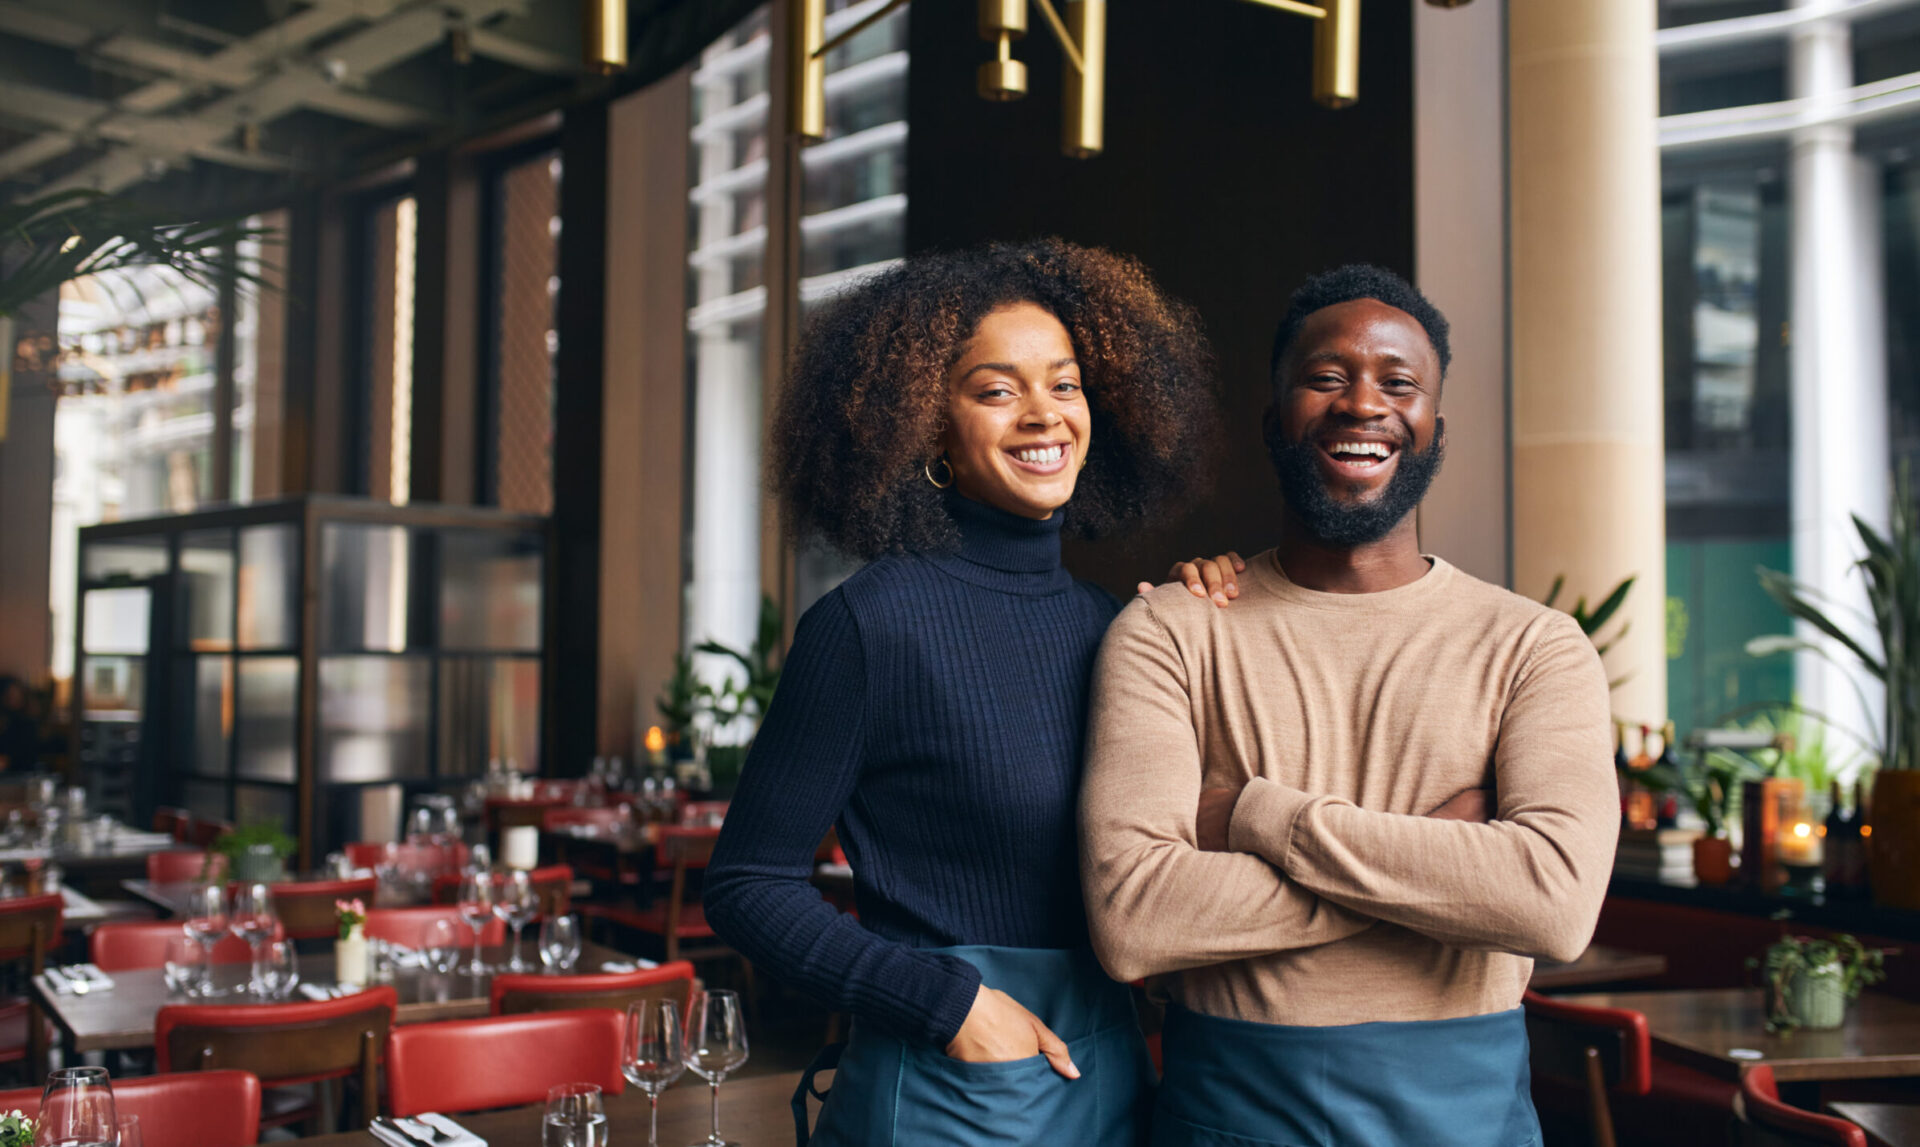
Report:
924,492,1073,595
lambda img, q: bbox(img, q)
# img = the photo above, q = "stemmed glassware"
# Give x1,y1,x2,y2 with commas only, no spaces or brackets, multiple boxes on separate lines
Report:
541,1083,607,1147
685,989,749,1147
455,872,493,975
622,998,685,1147
182,884,230,998
229,883,278,997
39,1066,117,1146
423,918,459,975
259,939,299,999
162,932,202,996
493,870,537,973
539,914,582,972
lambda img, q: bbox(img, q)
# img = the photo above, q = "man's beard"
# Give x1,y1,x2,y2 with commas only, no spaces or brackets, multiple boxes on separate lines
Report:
1265,422,1446,547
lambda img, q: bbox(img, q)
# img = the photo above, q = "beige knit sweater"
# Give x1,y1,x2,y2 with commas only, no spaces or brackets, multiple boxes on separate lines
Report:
1079,552,1618,1026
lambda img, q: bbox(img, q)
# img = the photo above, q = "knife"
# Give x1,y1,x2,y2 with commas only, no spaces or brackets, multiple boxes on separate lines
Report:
373,1117,436,1147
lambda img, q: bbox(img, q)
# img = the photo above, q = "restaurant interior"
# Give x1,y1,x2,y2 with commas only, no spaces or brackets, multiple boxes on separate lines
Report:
2,0,1920,1143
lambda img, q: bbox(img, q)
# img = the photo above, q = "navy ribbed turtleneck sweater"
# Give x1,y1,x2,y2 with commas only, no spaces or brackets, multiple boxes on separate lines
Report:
704,495,1120,1049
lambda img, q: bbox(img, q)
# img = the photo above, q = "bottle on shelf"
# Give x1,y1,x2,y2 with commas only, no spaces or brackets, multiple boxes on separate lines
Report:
1823,779,1870,899
1654,721,1681,828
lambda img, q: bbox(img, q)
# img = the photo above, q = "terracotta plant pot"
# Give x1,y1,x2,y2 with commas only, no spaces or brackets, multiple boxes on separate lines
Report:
1693,835,1735,885
1869,770,1920,910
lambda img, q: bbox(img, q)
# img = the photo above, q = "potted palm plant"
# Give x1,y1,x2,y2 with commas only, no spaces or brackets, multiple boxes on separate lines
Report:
1752,467,1920,908
1,188,269,438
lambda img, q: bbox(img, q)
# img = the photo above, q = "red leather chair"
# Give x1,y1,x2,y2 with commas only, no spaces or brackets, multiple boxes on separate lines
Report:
152,807,191,842
146,850,225,884
363,906,505,949
155,986,398,1132
432,864,573,919
0,1070,261,1147
581,828,726,963
345,841,469,874
489,961,696,1016
91,921,256,972
680,800,729,826
266,876,379,941
1738,1066,1868,1146
0,892,62,1078
184,819,232,848
385,1009,626,1117
1524,990,1736,1147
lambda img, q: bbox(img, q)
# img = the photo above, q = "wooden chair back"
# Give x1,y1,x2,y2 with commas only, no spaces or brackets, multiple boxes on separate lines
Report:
1738,1066,1868,1147
385,1008,624,1118
0,892,61,1079
92,921,255,972
490,961,696,1016
154,987,398,1130
266,877,378,940
431,865,572,919
1522,990,1653,1147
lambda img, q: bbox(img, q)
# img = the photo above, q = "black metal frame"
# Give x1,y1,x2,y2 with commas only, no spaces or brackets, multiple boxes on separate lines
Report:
74,496,549,868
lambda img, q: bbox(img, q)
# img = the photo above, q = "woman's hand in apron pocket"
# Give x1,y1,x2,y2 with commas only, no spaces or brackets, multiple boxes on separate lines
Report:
946,985,1081,1079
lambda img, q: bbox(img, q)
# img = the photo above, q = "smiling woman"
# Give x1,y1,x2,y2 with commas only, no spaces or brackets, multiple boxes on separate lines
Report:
770,237,1218,559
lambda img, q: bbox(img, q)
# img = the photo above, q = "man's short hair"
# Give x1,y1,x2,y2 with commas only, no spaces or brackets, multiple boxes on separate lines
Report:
1268,264,1452,387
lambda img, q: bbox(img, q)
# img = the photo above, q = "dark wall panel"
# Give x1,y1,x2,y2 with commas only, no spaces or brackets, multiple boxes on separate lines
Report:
906,0,1414,594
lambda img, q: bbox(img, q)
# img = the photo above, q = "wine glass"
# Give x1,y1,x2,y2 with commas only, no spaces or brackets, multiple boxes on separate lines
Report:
38,1066,116,1146
116,1113,143,1147
539,914,582,972
455,872,493,975
423,917,459,974
623,998,686,1147
493,870,537,972
685,989,749,1147
541,1082,607,1147
409,806,435,845
229,883,278,997
439,806,462,844
259,939,299,999
182,884,230,998
162,932,203,996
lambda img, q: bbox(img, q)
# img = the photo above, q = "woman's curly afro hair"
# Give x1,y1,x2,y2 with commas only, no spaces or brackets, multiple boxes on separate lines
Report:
771,237,1220,560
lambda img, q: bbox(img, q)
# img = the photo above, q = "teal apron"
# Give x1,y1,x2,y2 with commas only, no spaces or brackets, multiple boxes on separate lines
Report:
793,945,1154,1146
1152,1005,1541,1147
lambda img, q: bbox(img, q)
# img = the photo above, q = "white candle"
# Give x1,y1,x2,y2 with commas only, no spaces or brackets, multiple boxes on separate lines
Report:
502,825,539,871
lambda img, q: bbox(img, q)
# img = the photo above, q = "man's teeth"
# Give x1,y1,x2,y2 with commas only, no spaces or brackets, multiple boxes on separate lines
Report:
1328,441,1391,459
1016,446,1065,464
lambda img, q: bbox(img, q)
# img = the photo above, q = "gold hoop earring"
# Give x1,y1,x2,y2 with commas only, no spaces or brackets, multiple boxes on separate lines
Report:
925,456,954,489
1077,446,1089,472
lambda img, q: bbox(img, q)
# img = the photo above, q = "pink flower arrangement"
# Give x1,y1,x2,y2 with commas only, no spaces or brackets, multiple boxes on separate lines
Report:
334,898,367,940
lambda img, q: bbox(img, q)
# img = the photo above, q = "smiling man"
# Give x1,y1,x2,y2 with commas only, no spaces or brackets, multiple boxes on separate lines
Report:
1079,265,1619,1146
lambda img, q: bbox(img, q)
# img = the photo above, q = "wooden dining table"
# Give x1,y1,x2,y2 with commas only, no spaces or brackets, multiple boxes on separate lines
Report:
1556,988,1920,1083
122,876,425,916
303,1070,802,1147
30,941,631,1054
1528,943,1668,990
1830,1101,1920,1147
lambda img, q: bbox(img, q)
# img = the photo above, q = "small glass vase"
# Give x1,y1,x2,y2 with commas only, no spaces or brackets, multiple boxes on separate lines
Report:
335,923,369,987
1787,963,1848,1031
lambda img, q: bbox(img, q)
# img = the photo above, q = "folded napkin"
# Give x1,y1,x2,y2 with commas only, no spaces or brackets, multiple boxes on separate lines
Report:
44,964,114,995
371,1114,486,1147
598,958,659,973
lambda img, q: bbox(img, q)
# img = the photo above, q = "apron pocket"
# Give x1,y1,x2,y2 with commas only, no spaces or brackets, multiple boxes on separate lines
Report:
895,1031,1099,1146
1151,1115,1307,1147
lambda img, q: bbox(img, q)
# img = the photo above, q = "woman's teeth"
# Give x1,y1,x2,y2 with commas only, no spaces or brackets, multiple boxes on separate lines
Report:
1015,445,1065,464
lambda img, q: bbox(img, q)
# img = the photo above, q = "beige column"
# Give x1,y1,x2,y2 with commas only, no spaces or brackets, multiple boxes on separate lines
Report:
1509,0,1667,726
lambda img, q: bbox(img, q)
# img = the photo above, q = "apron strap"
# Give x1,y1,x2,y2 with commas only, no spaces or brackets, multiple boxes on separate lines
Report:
790,1041,845,1146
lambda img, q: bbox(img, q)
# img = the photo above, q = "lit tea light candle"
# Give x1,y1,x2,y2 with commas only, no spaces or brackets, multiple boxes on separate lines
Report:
1779,820,1821,865
646,725,668,768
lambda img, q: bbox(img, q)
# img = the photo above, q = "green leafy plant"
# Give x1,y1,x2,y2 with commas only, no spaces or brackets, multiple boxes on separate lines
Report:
0,188,274,317
1751,932,1892,1032
207,820,296,879
0,1108,35,1147
1544,574,1635,690
1750,465,1920,771
693,594,785,729
655,653,702,737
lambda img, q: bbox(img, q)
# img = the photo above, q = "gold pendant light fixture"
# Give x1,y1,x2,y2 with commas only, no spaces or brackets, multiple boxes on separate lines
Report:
786,0,1469,158
583,0,627,74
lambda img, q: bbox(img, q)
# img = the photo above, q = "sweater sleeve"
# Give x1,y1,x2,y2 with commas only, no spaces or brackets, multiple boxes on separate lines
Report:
703,591,982,1048
1079,597,1375,984
1224,612,1619,964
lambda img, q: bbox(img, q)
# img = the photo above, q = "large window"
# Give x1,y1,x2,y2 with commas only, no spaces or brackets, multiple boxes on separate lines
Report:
358,194,418,505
